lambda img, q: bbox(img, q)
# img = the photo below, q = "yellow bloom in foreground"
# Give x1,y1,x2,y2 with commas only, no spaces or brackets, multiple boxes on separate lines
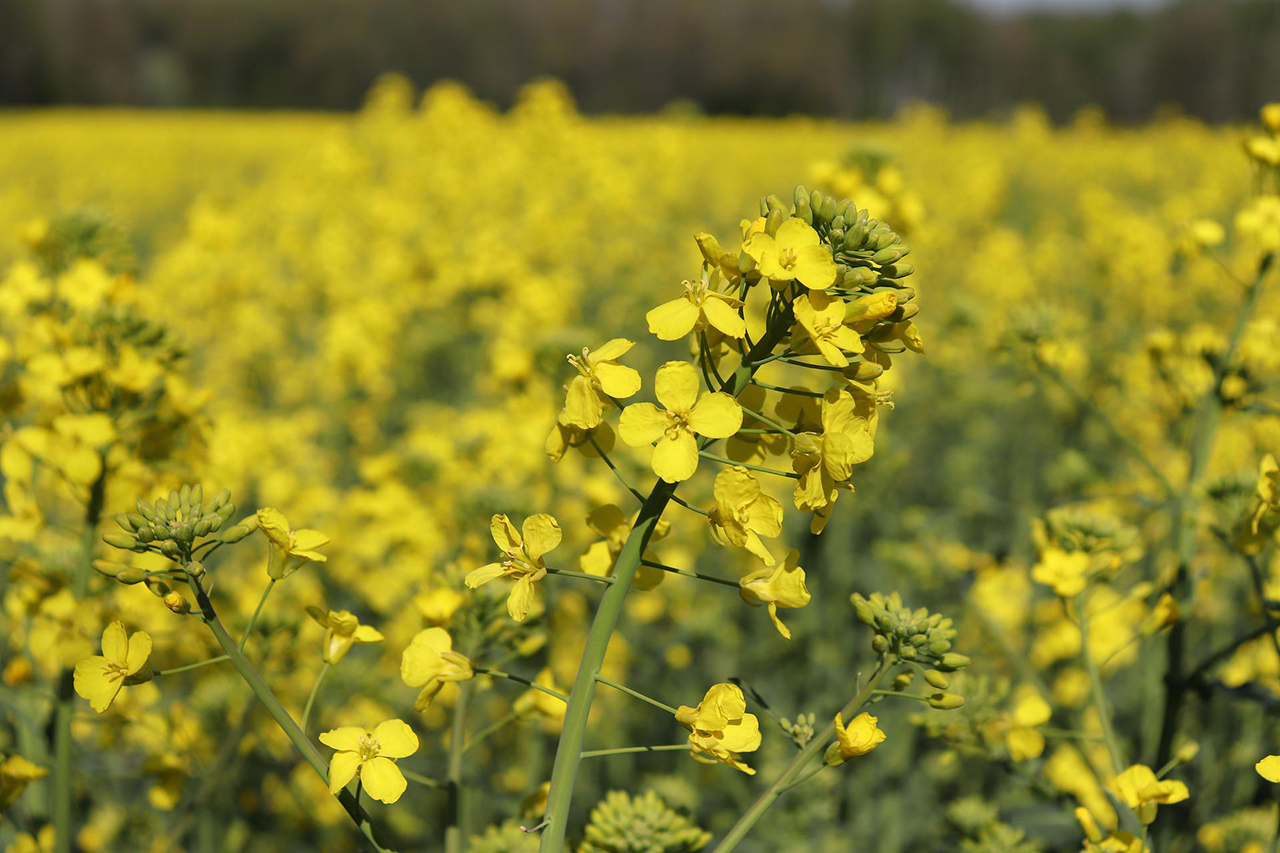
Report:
708,466,783,565
73,622,152,713
619,361,742,482
675,683,761,774
646,270,745,341
744,218,836,290
738,549,811,639
319,720,419,804
465,513,561,621
792,292,864,367
823,712,885,765
1257,755,1280,782
791,388,874,532
305,607,384,664
256,508,330,580
561,338,642,429
0,754,48,810
1112,764,1189,824
400,627,473,710
1031,548,1091,598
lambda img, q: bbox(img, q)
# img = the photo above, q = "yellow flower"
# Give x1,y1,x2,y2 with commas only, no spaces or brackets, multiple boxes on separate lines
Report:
319,720,419,804
256,508,329,580
708,466,783,565
1263,102,1280,132
560,338,642,429
579,503,669,589
1111,764,1189,824
73,622,152,713
619,361,742,482
738,549,811,639
823,712,885,765
465,513,561,622
1256,755,1280,782
1005,688,1052,761
400,627,473,710
1031,548,1091,597
305,607,384,664
0,754,48,811
791,388,873,532
646,270,745,341
792,292,864,367
675,682,761,774
744,218,836,290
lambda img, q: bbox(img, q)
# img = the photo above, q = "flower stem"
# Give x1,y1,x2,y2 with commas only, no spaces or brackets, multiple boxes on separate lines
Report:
445,680,472,853
579,744,689,759
301,661,331,736
697,451,798,479
473,666,569,702
187,576,399,852
640,559,739,588
711,656,891,853
155,655,230,677
595,674,677,714
545,568,614,585
238,579,276,652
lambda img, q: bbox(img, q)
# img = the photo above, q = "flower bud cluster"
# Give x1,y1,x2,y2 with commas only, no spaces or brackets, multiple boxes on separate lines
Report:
851,591,970,673
101,484,235,565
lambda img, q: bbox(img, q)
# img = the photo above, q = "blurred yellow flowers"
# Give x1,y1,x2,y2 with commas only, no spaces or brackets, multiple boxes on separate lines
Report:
619,361,742,482
1111,764,1189,824
400,627,473,710
319,719,419,804
305,607,384,664
465,513,561,622
73,622,152,713
257,507,330,580
823,712,885,766
675,683,761,775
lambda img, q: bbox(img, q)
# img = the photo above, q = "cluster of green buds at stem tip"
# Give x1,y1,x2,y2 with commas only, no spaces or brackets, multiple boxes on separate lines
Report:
99,484,237,568
852,591,971,708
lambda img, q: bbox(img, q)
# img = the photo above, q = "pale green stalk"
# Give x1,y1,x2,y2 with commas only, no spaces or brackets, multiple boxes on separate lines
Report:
239,578,275,651
300,661,331,736
445,680,473,853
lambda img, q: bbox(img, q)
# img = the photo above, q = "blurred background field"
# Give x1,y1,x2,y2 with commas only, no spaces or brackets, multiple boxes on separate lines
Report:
4,2,1280,852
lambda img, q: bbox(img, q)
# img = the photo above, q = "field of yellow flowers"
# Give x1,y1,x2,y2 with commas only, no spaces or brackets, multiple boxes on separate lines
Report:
3,77,1280,853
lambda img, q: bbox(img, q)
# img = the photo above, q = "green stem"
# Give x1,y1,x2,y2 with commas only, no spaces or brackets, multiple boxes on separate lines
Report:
579,744,689,759
301,662,331,736
155,655,230,677
445,680,472,853
697,451,798,479
545,568,614,585
640,559,740,588
188,577,398,852
403,769,444,788
711,657,891,853
473,666,569,702
238,579,276,652
595,674,677,714
738,405,800,438
586,433,645,505
748,379,824,399
1079,592,1125,777
778,763,826,793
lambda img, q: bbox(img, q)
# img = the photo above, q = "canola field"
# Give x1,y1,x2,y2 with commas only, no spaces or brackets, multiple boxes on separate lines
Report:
3,77,1280,853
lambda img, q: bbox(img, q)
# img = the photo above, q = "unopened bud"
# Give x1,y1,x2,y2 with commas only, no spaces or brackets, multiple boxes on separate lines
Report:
102,532,136,549
116,567,148,584
871,635,889,654
923,670,950,690
937,653,971,671
892,672,914,691
928,692,965,710
163,592,191,614
186,561,205,578
92,559,127,578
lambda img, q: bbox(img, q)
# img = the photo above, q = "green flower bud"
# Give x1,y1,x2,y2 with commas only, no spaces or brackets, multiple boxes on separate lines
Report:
102,532,136,549
765,208,786,237
195,517,214,537
923,670,950,690
160,540,181,559
928,693,965,710
114,514,133,532
937,653,971,671
116,567,148,584
871,635,889,654
178,484,191,512
186,561,206,578
92,559,127,577
793,185,809,209
819,195,837,224
136,499,157,522
190,484,203,507
892,672,914,691
220,524,253,544
135,526,155,544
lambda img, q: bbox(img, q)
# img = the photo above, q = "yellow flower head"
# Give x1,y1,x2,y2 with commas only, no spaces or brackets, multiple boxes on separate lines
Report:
465,513,561,622
0,754,48,811
256,508,329,580
646,268,745,342
305,606,384,664
1111,764,1189,824
675,682,761,774
319,720,419,804
619,361,742,483
708,466,783,565
561,338,642,430
823,711,885,766
1031,548,1092,598
744,218,836,290
400,627,473,710
792,292,864,368
791,388,874,531
1004,687,1052,761
1257,754,1280,783
738,549,811,640
73,622,152,713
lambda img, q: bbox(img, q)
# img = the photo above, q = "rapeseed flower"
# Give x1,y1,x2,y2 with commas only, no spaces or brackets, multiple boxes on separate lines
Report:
619,361,742,482
73,622,152,713
465,513,561,621
319,720,419,804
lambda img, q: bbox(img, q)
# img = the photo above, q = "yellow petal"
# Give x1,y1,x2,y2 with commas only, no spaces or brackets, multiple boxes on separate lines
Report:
319,726,368,753
489,514,522,552
291,529,330,554
646,297,700,341
101,621,128,664
401,641,444,687
713,466,760,509
701,297,746,339
562,375,603,429
73,656,121,713
688,393,743,439
579,540,615,575
464,562,506,589
654,361,700,414
125,631,152,675
793,244,837,290
593,361,641,399
1259,755,1280,783
652,430,699,483
372,719,419,759
327,751,362,794
360,756,407,804
256,508,292,550
589,338,634,363
353,625,384,644
618,403,668,447
585,504,627,538
507,575,537,622
775,218,821,250
521,514,562,560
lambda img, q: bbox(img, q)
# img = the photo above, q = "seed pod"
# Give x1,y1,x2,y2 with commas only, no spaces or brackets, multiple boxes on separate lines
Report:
116,567,148,585
923,670,950,690
102,532,135,549
928,693,965,710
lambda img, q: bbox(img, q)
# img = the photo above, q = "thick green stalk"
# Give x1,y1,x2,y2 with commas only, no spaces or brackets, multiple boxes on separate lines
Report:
445,681,473,853
189,578,398,852
53,469,106,853
538,319,791,853
711,657,891,853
